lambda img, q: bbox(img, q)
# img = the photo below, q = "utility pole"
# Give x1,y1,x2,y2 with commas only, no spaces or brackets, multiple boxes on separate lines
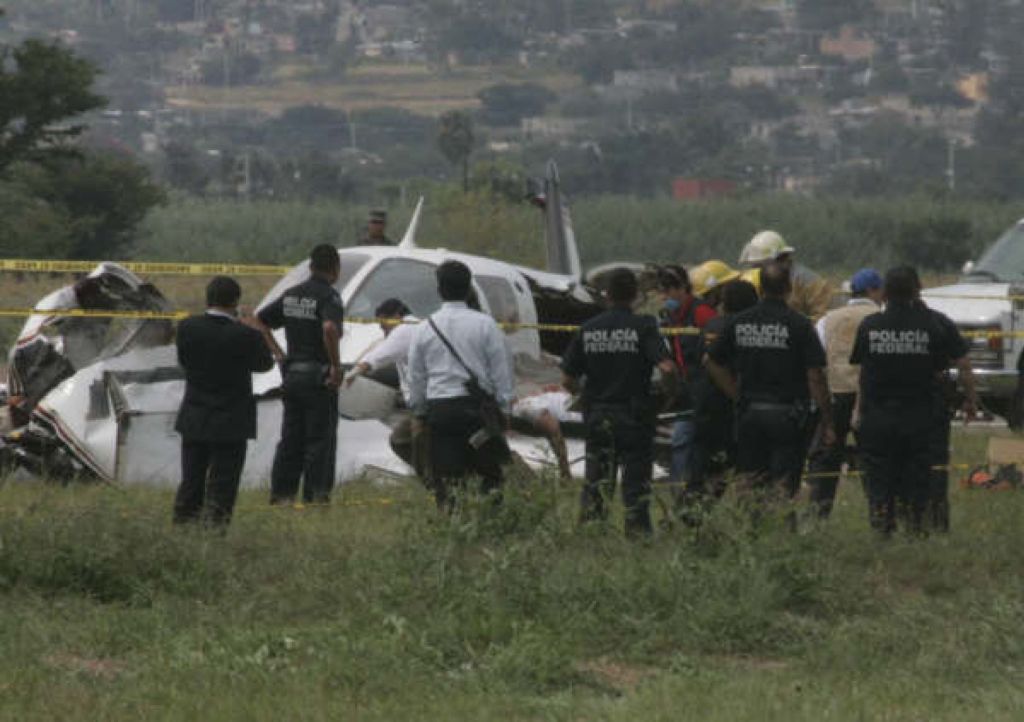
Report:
235,151,252,199
946,138,957,192
347,110,357,150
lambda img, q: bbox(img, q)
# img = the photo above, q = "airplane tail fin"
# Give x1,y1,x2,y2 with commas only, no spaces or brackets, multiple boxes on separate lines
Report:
543,161,582,279
398,197,425,250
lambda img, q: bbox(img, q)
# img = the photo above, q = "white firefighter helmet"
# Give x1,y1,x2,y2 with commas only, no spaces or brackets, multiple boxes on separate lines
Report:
738,230,795,266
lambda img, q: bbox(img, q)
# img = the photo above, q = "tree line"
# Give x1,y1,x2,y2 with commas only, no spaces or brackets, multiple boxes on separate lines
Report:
131,191,1022,277
0,17,164,261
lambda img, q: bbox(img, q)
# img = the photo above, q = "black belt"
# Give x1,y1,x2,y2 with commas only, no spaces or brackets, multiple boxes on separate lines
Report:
426,395,473,408
286,361,325,372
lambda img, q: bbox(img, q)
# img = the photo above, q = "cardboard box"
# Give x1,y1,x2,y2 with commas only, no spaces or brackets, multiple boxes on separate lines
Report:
987,436,1024,465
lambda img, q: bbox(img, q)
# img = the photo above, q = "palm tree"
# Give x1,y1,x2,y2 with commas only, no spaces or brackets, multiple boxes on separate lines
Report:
437,110,474,192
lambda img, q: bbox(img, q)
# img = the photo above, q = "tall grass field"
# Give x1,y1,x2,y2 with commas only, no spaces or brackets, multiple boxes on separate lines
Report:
1,429,1022,720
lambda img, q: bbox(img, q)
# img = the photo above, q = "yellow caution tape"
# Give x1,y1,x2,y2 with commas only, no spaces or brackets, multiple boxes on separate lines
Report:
649,462,974,487
7,308,1024,339
0,259,290,276
4,257,1024,303
960,329,1024,339
925,293,1024,303
358,315,702,335
0,308,188,320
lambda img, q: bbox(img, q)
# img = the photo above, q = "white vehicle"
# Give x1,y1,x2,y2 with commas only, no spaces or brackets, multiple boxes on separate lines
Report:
922,219,1024,425
1,163,606,485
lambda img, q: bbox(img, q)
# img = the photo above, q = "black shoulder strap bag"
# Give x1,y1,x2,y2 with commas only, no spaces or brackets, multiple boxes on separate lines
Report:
428,317,510,458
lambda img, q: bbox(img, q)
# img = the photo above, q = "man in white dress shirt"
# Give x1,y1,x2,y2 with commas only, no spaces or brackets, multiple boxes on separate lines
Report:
347,299,417,396
345,298,426,475
407,260,516,509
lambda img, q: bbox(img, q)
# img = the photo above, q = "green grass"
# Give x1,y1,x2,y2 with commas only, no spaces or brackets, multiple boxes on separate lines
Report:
0,430,1022,720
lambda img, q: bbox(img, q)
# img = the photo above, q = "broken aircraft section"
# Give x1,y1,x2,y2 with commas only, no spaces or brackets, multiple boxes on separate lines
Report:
1,164,675,486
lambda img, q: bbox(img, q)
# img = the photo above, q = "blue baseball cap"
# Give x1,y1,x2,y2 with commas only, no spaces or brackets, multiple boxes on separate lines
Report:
850,268,882,294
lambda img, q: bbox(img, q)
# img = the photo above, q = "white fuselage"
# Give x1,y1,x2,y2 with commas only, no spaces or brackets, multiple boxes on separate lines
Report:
34,246,586,486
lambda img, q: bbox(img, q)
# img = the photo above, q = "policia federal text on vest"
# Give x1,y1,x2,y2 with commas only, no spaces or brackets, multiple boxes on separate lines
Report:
706,262,834,503
257,245,345,505
562,268,677,537
850,267,977,535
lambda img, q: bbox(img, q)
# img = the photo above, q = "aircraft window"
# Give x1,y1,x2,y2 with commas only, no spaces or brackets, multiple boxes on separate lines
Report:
337,253,371,290
259,252,370,311
348,258,441,319
477,275,520,325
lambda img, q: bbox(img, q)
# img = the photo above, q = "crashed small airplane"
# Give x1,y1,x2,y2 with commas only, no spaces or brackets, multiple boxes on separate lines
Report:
2,162,639,486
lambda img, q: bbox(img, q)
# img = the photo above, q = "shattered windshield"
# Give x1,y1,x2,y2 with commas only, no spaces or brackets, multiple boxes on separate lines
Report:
348,258,441,319
969,222,1024,282
258,251,370,311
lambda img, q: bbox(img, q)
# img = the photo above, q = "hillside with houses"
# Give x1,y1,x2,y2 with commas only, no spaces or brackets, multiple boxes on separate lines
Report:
1,0,1022,202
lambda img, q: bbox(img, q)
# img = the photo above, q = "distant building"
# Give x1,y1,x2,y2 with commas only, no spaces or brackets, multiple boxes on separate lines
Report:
361,5,415,42
274,34,297,54
488,140,521,154
729,65,818,91
957,73,989,103
615,18,678,38
819,25,877,62
521,117,585,141
141,132,160,154
336,2,362,44
672,178,737,200
54,29,80,45
612,69,679,94
358,40,425,62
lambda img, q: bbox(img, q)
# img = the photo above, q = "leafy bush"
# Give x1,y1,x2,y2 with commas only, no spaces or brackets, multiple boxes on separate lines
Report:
128,194,1024,278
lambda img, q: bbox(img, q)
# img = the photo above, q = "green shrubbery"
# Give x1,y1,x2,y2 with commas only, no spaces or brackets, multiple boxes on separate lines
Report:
131,194,1024,275
574,195,1023,273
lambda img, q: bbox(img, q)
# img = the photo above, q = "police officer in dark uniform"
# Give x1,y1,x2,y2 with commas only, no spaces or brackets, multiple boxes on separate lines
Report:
850,266,974,535
358,209,394,246
257,244,345,505
561,268,677,537
688,279,760,506
707,262,833,502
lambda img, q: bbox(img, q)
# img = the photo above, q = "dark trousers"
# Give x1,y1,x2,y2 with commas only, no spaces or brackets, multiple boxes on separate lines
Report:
426,397,504,510
925,399,953,532
736,406,805,498
270,379,339,504
859,402,931,535
174,439,247,526
807,392,858,518
683,394,736,510
389,412,429,478
582,404,655,537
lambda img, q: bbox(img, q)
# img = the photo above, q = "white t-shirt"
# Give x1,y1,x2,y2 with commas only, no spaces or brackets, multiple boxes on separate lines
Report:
512,390,579,424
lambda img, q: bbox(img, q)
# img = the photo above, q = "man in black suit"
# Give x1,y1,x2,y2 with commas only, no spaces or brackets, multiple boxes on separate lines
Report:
174,276,275,526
